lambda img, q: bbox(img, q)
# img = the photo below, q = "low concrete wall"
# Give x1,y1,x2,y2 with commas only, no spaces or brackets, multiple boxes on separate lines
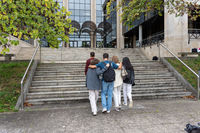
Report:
0,36,34,61
40,48,144,62
139,38,200,60
139,44,173,60
15,60,39,110
160,57,197,97
188,39,200,51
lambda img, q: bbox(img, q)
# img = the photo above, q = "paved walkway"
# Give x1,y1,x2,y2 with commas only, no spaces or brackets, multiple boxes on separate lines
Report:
0,99,200,133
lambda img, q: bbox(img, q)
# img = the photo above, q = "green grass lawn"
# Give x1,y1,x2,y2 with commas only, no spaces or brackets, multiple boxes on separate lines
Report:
166,57,200,89
0,61,28,112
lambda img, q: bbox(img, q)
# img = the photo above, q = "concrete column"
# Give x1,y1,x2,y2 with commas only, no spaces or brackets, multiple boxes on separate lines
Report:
90,32,94,48
91,0,96,48
117,0,124,49
63,0,68,11
93,33,96,48
139,25,143,43
132,35,136,48
164,2,188,56
91,0,96,24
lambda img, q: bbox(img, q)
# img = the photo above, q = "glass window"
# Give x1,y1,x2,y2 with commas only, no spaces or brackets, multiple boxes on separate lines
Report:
68,3,74,9
97,11,102,16
74,10,80,15
80,4,84,9
68,0,92,47
85,10,91,16
69,0,74,3
75,0,80,3
74,4,80,9
85,4,90,9
85,0,90,4
96,0,101,4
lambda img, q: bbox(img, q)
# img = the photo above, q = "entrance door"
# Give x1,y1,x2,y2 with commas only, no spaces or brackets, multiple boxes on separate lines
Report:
82,41,91,48
69,41,78,47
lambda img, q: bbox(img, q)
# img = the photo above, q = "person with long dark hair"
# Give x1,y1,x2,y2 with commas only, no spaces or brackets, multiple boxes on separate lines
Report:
122,57,135,108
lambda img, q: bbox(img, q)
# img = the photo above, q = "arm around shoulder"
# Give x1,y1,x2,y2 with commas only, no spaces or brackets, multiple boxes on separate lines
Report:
96,66,108,75
118,62,122,70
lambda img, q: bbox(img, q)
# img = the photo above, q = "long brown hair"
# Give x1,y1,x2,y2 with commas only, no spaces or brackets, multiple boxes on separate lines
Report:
112,56,120,64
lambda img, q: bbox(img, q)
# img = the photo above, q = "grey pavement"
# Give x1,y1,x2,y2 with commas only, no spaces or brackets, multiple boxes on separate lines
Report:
0,99,200,133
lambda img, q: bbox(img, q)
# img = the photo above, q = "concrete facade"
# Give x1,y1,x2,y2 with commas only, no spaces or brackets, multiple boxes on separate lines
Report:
138,6,200,59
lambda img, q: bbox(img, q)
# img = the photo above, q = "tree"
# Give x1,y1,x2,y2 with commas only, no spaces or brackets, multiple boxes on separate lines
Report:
0,0,74,54
106,0,200,27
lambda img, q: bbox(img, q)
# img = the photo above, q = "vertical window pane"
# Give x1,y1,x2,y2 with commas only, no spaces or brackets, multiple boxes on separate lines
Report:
68,0,91,47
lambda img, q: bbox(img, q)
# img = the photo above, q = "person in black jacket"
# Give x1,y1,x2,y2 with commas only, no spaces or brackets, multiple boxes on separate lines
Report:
122,57,135,108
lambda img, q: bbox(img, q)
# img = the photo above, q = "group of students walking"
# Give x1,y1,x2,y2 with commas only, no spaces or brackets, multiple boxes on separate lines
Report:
85,52,135,116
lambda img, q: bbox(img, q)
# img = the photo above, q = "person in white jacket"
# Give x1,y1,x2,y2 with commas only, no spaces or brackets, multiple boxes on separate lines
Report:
112,56,123,111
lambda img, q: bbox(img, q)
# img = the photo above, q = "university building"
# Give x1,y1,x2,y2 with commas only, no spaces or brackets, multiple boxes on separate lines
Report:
57,0,124,49
1,0,199,60
103,0,200,58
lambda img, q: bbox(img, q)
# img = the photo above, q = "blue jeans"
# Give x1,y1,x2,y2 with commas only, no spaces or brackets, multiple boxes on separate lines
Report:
101,80,114,111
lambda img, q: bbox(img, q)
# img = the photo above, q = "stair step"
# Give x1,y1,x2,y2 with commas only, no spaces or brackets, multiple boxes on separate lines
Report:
33,75,175,81
26,92,192,105
34,71,171,76
32,78,177,84
35,69,169,73
31,80,181,86
29,86,184,92
27,88,187,99
33,73,174,77
36,65,166,70
24,48,193,108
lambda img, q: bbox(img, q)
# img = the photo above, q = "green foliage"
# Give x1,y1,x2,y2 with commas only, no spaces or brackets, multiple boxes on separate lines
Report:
107,0,200,27
0,0,74,54
0,61,28,112
166,57,200,89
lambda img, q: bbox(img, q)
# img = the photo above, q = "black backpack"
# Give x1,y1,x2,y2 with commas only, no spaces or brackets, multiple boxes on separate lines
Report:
103,62,115,82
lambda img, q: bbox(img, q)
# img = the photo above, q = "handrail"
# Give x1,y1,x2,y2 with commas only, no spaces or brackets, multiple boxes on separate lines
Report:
20,41,40,110
159,43,200,100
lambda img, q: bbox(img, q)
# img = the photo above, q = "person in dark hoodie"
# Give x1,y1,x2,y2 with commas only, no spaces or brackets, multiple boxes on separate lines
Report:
86,58,109,116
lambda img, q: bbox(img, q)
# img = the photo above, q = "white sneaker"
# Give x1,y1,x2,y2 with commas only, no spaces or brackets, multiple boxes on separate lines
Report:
102,108,107,113
93,112,97,116
115,108,120,112
123,103,127,106
129,101,133,108
107,110,110,113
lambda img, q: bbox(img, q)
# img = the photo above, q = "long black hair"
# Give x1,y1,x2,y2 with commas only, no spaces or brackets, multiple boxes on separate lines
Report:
122,57,134,71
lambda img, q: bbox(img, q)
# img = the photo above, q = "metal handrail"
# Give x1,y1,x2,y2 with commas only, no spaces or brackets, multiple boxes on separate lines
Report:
159,43,200,100
20,41,40,110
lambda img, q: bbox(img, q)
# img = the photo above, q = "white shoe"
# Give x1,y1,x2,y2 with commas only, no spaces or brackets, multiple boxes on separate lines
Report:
129,101,133,108
93,112,97,116
123,103,127,106
102,108,107,113
115,107,120,112
107,110,110,113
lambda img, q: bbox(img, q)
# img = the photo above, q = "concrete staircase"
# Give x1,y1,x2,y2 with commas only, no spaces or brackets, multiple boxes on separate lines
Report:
25,48,192,106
